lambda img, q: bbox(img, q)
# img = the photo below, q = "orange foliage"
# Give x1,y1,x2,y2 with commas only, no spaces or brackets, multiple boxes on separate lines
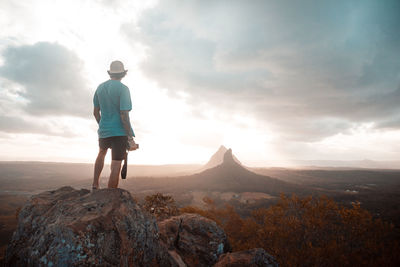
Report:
181,194,400,267
143,193,178,220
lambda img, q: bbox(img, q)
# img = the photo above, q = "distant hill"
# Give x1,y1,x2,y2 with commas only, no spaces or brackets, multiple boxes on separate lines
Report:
272,159,400,169
251,167,400,189
125,149,306,196
180,149,304,195
200,145,241,171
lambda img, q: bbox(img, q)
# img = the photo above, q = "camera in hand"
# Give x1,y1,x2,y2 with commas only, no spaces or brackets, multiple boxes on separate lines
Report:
131,143,139,150
127,139,139,151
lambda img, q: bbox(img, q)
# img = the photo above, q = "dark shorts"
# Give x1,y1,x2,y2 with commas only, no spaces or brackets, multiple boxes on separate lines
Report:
99,136,127,160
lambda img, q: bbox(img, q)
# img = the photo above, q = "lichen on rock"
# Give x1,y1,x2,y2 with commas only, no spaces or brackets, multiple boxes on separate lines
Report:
5,186,278,267
158,213,231,266
5,186,176,266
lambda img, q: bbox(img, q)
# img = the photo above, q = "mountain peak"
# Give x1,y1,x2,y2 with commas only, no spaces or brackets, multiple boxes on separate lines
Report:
217,145,228,152
223,148,236,165
202,146,241,170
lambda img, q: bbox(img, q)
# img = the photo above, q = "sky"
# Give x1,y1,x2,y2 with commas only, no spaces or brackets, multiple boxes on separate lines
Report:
0,0,399,166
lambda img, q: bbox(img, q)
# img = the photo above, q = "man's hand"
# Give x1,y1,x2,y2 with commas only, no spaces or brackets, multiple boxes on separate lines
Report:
127,138,139,151
120,110,137,150
93,107,101,124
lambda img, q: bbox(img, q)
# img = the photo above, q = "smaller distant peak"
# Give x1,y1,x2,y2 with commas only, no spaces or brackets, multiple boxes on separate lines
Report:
223,148,235,164
217,145,227,152
201,146,242,171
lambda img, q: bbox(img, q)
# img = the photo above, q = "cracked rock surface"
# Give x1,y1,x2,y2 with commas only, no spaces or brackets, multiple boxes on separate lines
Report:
6,186,278,267
6,186,176,267
158,213,231,267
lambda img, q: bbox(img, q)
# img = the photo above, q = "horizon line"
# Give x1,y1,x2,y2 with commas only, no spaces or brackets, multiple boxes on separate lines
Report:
1,159,399,170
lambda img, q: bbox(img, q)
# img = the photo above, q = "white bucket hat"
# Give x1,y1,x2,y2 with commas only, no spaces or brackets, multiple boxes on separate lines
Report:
108,60,127,74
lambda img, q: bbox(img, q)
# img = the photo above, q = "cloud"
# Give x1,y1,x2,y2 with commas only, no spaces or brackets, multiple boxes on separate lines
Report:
0,115,47,134
0,115,77,137
126,0,400,141
0,42,91,117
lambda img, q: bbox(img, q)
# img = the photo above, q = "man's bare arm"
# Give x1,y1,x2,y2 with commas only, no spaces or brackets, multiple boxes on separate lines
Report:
120,110,134,138
93,107,101,124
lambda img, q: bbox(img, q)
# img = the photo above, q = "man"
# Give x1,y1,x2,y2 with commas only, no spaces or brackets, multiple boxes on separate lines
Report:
92,60,137,189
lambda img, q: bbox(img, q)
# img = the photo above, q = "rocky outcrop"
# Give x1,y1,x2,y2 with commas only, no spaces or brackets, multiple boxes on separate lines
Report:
214,248,278,267
6,186,278,267
158,213,230,266
5,186,176,266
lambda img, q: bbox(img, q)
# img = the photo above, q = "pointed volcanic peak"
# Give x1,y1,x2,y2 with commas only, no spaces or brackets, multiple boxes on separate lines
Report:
126,148,307,197
183,148,305,195
202,145,241,170
211,148,251,174
223,148,236,165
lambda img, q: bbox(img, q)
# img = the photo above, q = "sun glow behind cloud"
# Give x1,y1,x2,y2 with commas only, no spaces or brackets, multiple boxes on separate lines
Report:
0,0,285,165
0,0,399,167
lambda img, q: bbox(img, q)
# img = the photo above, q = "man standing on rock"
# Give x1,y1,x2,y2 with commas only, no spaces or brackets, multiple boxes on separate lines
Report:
92,60,138,189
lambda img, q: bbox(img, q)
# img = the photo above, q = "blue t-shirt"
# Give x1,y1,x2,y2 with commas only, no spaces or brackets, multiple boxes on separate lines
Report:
93,80,135,138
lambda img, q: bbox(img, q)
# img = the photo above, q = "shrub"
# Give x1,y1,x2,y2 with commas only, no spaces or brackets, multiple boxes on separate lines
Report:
143,193,179,220
181,194,400,266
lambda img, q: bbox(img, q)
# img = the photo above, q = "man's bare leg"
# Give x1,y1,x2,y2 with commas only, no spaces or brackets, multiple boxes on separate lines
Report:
108,160,122,188
93,149,107,189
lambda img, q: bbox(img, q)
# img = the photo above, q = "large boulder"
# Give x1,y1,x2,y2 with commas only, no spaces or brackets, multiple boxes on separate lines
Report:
214,248,278,267
158,213,231,266
5,186,176,266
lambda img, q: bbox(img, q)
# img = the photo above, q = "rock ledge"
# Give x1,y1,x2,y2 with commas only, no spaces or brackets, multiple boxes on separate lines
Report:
6,186,278,267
